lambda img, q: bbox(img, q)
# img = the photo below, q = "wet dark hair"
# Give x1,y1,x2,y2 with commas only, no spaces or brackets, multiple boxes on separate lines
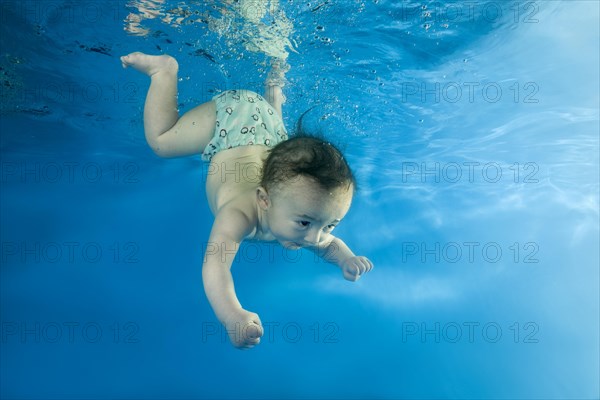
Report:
260,110,356,193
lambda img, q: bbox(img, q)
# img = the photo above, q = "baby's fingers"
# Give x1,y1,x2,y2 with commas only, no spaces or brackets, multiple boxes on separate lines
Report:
243,324,262,347
342,257,374,282
342,264,360,281
240,320,263,349
354,257,372,275
362,257,374,273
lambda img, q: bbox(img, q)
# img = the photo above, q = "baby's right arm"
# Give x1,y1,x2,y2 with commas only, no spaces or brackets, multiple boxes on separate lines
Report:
202,207,263,349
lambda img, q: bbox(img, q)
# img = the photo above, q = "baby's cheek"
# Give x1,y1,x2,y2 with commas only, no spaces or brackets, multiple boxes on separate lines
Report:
282,225,300,239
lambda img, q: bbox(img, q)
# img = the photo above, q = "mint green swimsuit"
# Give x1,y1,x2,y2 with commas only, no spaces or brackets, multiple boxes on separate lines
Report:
201,90,288,161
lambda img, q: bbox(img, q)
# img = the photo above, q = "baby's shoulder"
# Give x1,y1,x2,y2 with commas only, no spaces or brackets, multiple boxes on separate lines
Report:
213,199,258,239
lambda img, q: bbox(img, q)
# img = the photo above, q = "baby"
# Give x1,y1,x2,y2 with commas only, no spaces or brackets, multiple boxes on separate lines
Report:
121,52,373,349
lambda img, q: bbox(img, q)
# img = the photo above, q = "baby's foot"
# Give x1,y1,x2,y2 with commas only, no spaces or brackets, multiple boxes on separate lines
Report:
120,52,178,77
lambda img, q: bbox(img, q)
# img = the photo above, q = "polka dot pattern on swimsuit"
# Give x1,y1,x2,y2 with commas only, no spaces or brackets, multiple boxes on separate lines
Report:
201,90,288,161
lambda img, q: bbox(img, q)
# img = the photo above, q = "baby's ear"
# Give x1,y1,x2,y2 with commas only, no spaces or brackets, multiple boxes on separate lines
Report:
256,187,270,210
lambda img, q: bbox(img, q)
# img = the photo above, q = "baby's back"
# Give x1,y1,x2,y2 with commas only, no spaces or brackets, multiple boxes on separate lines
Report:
205,145,269,217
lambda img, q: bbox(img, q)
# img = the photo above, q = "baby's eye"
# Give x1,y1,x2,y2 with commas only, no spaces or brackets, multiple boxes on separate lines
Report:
297,220,310,227
325,224,336,231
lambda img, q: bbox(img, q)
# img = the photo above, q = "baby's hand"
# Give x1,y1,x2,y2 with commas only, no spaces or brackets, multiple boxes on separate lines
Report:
224,309,264,349
341,256,374,282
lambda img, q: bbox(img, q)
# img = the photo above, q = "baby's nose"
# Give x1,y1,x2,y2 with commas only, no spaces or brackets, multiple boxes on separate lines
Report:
304,229,321,245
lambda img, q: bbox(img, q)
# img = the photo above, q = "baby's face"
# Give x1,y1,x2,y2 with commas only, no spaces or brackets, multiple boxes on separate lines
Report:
262,176,353,249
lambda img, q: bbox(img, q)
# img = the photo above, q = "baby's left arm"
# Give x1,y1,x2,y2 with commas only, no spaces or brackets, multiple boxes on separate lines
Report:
310,236,374,281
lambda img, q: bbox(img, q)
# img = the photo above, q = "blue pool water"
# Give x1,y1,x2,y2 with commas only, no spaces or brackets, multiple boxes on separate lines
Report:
1,0,599,398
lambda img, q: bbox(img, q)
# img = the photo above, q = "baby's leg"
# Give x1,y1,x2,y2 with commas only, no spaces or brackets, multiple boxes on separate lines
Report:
121,52,216,158
264,58,289,118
